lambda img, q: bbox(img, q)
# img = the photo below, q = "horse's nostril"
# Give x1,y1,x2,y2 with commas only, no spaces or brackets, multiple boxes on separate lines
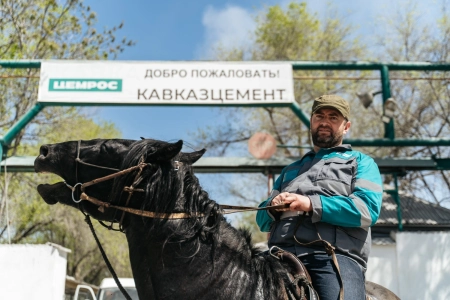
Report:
40,145,49,157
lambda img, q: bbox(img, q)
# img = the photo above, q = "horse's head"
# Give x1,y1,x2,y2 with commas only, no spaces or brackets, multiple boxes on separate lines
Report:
34,138,207,224
35,139,136,220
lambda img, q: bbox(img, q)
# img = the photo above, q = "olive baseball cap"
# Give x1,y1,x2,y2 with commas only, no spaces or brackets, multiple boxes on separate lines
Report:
311,94,350,120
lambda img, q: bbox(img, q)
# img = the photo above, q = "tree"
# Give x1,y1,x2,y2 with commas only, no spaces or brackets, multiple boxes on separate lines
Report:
373,0,450,205
0,0,134,284
198,2,367,158
2,117,133,283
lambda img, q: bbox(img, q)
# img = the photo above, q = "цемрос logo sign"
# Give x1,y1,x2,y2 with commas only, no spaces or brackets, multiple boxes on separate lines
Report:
49,79,122,92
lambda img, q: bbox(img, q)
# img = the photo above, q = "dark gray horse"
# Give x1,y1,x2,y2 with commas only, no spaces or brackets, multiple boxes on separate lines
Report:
35,138,400,300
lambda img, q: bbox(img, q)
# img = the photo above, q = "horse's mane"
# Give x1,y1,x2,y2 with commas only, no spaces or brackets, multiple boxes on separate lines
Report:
110,139,222,245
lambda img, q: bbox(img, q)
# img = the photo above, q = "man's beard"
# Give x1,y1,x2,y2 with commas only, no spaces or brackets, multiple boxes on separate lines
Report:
311,126,343,148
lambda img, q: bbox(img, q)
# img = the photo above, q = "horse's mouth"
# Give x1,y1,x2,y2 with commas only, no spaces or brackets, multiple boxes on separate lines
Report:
34,153,64,177
34,152,71,205
37,182,71,205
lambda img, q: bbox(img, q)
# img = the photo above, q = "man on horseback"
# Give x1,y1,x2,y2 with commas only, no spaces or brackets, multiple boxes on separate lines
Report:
256,95,383,300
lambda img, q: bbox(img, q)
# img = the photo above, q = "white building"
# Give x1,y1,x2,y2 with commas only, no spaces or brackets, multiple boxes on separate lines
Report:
0,243,71,300
367,192,450,300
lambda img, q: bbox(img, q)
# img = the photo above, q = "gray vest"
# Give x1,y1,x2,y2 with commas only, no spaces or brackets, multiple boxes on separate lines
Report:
268,149,371,268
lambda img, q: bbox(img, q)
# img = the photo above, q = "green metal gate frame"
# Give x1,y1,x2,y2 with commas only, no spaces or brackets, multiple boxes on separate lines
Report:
2,60,450,230
2,60,450,157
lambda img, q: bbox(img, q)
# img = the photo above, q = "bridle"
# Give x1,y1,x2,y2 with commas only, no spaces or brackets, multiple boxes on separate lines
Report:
66,140,289,226
65,141,150,232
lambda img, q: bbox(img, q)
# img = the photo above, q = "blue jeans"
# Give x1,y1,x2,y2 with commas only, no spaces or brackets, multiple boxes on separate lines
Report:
299,253,366,300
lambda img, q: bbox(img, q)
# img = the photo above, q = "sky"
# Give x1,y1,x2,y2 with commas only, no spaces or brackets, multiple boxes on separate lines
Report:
83,0,443,207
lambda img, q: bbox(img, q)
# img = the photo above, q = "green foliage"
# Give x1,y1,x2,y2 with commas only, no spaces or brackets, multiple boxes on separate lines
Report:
255,3,320,60
1,115,130,284
0,0,134,284
0,0,133,60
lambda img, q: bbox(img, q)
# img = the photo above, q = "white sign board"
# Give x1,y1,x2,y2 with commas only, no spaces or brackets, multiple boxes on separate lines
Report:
38,61,295,105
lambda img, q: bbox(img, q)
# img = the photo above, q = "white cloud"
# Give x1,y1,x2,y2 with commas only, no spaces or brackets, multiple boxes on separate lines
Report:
197,0,444,59
197,5,256,59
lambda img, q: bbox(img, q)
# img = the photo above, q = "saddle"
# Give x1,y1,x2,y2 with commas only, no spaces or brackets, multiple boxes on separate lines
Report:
269,246,319,300
269,246,374,300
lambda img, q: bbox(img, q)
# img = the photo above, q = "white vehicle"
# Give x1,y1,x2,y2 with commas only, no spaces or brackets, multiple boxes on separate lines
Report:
97,278,138,300
75,277,138,300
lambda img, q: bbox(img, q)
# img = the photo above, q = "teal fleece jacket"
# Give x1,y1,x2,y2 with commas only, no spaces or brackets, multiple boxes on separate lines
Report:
256,145,382,267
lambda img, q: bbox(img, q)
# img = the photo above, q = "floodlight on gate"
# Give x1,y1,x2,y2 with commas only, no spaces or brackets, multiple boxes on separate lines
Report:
356,90,382,108
382,98,398,123
356,90,397,123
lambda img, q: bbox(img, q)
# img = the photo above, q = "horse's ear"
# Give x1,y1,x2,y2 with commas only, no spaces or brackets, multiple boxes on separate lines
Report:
180,149,206,164
149,140,183,161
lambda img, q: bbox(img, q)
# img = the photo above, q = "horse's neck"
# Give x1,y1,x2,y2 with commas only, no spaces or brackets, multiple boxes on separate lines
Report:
125,219,276,299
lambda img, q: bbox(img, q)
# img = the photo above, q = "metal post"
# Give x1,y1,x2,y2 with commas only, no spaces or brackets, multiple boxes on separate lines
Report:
0,61,42,166
385,174,403,231
0,60,41,69
290,102,310,128
380,65,395,139
267,173,274,196
342,138,450,147
291,61,450,71
2,103,44,146
393,174,403,231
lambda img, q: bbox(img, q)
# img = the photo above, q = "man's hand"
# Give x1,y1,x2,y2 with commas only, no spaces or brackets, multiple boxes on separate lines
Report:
270,192,312,212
